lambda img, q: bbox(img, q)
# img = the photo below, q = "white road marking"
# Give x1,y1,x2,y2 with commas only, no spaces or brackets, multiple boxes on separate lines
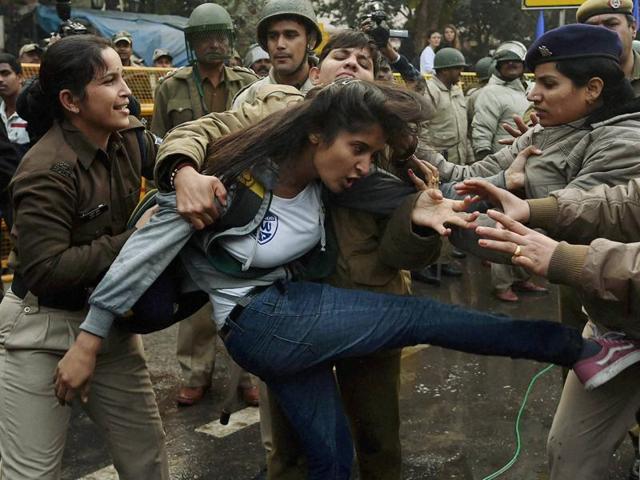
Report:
78,464,118,479
401,345,428,359
196,406,260,438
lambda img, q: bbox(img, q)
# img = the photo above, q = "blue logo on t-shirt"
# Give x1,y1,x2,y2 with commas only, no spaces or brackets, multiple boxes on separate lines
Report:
257,213,278,244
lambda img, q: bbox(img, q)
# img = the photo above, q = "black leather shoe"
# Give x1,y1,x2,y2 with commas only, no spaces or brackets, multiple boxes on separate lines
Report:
441,262,463,277
411,265,441,286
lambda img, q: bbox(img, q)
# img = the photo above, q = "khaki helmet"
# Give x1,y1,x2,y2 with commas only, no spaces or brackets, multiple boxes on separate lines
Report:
474,56,493,82
433,47,467,70
256,0,322,51
493,41,527,63
184,3,235,64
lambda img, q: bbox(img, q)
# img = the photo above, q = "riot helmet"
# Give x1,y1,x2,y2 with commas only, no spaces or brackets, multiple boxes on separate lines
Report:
474,56,493,82
184,3,235,65
256,0,322,52
433,47,467,70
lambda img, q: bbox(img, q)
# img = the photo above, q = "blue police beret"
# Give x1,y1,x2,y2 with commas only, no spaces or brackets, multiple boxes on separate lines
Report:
525,24,622,70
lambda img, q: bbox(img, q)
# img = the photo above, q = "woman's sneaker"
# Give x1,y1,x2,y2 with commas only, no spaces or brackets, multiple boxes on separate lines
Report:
573,334,640,390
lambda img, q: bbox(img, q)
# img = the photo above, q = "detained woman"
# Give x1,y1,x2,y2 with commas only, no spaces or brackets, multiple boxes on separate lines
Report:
0,36,168,479
54,79,629,480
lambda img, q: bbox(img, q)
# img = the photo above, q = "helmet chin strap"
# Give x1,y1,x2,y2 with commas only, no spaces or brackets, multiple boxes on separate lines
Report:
275,44,313,84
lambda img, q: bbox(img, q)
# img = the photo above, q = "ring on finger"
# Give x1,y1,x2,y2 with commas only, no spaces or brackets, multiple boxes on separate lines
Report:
513,244,522,257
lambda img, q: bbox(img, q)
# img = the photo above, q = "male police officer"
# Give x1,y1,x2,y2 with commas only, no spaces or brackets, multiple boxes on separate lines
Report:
112,31,144,67
466,56,493,131
472,41,530,160
419,47,470,165
231,0,322,108
578,0,640,95
152,49,173,68
151,2,258,407
244,43,271,78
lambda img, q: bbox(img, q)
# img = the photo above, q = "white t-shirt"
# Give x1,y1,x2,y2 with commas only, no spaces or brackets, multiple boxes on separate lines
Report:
420,46,436,74
211,182,323,327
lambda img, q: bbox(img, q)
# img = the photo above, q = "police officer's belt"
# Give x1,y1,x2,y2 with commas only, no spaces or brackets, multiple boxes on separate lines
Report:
11,272,88,311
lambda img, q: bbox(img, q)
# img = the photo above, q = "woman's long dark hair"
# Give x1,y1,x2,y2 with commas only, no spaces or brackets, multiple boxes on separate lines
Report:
17,35,111,140
202,80,431,186
555,57,638,125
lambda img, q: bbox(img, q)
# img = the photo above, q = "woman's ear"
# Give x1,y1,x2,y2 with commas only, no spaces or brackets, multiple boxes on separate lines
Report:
585,76,604,105
308,133,320,144
59,89,80,114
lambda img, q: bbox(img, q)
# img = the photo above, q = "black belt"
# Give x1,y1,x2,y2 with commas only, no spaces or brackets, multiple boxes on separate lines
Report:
11,272,88,311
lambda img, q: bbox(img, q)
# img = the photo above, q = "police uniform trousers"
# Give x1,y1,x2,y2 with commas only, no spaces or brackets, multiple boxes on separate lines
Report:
0,290,168,480
176,303,252,388
490,263,530,292
259,348,403,480
176,303,217,387
547,322,640,480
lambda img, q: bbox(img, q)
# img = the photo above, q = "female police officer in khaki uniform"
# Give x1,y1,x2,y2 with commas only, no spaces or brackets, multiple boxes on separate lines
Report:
0,35,168,479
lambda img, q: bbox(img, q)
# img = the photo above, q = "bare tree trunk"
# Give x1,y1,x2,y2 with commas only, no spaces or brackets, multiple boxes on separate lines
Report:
413,0,444,54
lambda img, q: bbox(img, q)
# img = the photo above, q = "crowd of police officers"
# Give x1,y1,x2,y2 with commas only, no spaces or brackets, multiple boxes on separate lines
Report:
1,0,640,478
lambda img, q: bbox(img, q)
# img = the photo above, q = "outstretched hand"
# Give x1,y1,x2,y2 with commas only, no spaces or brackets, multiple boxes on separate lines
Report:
407,155,440,190
498,113,539,146
475,209,558,276
454,178,530,224
411,188,478,236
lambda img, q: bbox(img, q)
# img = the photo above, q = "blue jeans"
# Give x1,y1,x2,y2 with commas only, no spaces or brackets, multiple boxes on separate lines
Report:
223,281,583,480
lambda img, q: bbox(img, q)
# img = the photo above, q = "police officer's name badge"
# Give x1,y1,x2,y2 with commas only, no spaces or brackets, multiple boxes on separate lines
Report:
538,45,552,57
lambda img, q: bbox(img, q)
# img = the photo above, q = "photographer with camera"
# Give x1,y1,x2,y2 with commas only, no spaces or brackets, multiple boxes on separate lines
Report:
360,3,420,87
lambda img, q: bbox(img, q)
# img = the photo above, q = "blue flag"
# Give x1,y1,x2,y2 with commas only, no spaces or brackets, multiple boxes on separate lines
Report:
536,10,545,40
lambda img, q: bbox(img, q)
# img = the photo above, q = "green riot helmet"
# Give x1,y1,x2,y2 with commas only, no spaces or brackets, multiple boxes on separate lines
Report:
493,41,527,63
184,3,235,65
474,56,493,82
433,47,468,70
256,0,323,52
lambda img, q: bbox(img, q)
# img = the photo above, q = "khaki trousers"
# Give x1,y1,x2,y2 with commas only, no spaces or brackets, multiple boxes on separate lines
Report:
491,263,530,291
176,303,217,387
547,323,640,479
0,291,168,480
260,349,403,480
176,303,252,388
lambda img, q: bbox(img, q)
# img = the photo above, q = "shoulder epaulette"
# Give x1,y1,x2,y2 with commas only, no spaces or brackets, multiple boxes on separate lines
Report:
232,65,259,78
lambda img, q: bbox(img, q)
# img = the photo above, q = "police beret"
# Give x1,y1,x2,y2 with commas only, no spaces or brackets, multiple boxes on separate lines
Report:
577,0,633,23
525,24,622,70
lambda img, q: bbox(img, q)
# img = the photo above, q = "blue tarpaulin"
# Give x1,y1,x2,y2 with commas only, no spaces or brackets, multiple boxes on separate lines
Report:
35,5,189,67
